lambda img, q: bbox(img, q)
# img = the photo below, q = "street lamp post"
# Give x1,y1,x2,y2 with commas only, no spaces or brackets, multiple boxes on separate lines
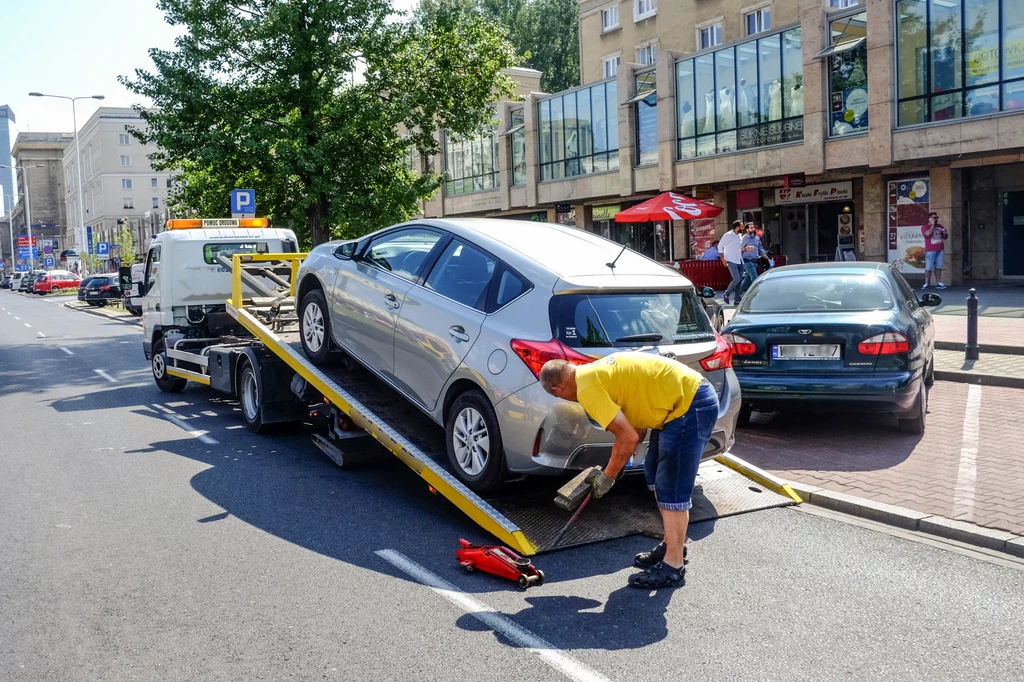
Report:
29,92,105,256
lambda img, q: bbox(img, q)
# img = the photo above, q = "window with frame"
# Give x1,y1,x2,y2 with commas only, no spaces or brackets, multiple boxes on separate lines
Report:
676,27,803,160
633,71,658,166
830,0,859,7
122,179,133,190
119,133,130,145
602,5,619,31
538,79,619,180
746,7,771,35
365,228,443,280
424,240,496,311
508,108,526,186
602,54,621,78
166,178,172,188
444,128,499,195
637,44,657,66
634,0,656,21
151,178,158,188
699,25,723,50
896,0,1023,127
824,11,868,137
120,155,131,167
152,197,159,208
123,198,134,209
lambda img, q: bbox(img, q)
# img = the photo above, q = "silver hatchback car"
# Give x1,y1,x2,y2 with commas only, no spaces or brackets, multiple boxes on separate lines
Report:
295,219,741,492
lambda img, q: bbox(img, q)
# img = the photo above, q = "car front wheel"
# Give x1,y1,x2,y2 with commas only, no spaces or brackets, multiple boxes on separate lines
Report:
299,289,332,366
445,390,504,493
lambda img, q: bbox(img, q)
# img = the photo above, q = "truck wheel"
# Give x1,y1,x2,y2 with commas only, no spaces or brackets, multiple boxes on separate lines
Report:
299,289,332,366
238,359,269,433
152,339,187,393
445,390,504,493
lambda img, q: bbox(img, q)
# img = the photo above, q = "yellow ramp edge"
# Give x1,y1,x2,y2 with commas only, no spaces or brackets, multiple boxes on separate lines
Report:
714,453,803,504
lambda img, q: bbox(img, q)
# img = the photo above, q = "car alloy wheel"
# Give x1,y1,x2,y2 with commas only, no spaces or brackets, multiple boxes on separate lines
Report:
452,406,490,476
302,301,325,353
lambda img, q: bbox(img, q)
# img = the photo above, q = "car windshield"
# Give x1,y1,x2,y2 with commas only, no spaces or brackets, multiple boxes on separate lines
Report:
87,277,111,288
551,291,716,348
740,274,896,313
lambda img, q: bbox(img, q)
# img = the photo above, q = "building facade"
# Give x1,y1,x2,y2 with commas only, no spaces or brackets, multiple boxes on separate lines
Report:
418,0,1024,284
63,107,172,263
9,133,73,267
0,105,15,217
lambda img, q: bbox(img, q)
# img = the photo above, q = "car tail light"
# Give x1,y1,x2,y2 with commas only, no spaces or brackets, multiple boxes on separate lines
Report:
101,285,115,291
722,332,757,356
510,338,594,379
858,331,910,355
700,334,733,371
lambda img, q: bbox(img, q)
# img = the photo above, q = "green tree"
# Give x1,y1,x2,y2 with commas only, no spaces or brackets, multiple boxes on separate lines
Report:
121,0,517,246
116,224,136,268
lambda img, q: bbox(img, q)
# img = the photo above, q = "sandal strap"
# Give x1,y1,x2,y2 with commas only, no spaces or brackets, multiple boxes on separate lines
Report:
628,562,685,588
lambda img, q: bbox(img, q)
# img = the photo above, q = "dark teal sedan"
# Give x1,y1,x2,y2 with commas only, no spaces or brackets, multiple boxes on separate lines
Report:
723,262,940,434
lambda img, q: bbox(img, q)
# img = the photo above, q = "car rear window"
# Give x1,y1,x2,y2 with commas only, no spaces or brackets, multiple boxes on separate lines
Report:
741,274,896,313
203,242,269,265
87,277,112,287
551,291,715,348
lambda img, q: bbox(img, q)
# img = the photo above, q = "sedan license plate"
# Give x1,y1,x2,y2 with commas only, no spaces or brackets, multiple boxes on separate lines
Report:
772,344,840,360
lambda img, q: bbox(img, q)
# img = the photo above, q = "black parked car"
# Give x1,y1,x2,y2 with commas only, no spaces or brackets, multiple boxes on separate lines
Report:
1,275,12,289
83,275,123,306
20,270,44,292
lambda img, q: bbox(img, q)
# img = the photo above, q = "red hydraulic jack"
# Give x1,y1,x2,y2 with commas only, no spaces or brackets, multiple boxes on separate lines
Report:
456,539,545,589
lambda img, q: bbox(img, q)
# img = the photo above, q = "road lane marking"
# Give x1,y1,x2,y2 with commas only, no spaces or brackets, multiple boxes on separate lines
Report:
61,347,74,355
24,323,31,328
375,549,612,682
152,404,219,445
94,369,117,383
953,384,982,522
37,332,45,338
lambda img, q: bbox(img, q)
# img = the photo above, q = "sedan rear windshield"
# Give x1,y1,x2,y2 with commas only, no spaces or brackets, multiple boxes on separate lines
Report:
741,274,896,313
551,291,715,348
87,277,113,288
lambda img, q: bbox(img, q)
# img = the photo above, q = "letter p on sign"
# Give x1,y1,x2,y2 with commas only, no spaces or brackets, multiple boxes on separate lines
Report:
231,189,256,217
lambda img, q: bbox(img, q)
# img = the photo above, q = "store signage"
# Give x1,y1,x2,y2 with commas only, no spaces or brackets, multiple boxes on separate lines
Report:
16,236,37,247
775,181,853,205
887,177,930,274
784,173,806,188
592,204,620,221
737,118,804,151
693,185,713,200
555,203,572,212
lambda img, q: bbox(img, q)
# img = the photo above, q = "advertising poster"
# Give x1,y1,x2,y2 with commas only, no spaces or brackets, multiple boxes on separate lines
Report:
688,218,717,258
887,177,930,273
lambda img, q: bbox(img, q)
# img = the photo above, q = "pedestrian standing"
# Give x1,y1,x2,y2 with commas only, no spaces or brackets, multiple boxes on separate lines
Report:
540,353,719,589
719,220,744,305
701,240,720,261
739,222,766,296
921,212,947,289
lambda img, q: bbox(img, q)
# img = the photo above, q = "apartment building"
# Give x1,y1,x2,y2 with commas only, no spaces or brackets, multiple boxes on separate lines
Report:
9,132,73,263
420,0,1024,284
63,107,172,261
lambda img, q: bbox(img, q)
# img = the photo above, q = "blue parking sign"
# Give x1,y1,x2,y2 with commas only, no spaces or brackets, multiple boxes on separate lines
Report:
230,189,256,216
44,256,55,268
97,242,110,256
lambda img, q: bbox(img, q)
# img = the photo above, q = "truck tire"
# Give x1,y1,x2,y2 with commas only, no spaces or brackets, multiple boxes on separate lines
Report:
299,289,332,366
152,339,187,393
445,390,504,493
238,358,269,433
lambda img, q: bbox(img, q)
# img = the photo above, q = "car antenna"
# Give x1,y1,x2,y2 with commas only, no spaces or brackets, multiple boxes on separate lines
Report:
606,245,628,270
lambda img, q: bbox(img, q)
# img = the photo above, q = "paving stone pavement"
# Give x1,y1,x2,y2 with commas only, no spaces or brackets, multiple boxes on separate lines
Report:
931,314,1024,349
933,348,1024,381
732,381,1024,536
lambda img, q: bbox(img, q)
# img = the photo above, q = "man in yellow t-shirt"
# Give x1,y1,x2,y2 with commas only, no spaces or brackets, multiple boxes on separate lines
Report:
540,352,719,589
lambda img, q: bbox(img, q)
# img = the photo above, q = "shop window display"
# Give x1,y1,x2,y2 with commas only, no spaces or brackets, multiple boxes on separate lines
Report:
539,80,619,180
825,12,869,136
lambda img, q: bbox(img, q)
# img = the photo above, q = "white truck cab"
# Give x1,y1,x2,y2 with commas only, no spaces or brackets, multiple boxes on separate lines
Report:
141,218,298,360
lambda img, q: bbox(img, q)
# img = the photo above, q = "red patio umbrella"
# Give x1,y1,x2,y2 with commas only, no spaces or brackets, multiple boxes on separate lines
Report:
613,192,723,222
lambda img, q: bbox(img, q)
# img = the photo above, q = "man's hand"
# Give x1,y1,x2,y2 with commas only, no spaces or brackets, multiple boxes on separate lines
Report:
604,411,641,479
585,469,616,498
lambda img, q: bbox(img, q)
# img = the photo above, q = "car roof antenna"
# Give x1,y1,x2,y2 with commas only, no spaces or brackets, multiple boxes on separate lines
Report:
606,245,628,270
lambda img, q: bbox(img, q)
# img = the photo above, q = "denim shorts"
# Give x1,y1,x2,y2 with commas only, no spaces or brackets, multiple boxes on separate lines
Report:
644,380,720,511
925,249,944,270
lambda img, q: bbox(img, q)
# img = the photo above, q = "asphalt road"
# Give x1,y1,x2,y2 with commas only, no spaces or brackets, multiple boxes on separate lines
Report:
2,291,1023,682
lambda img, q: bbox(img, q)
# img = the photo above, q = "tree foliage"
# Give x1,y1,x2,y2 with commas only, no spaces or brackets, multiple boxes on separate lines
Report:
121,0,518,246
115,225,136,267
417,0,580,93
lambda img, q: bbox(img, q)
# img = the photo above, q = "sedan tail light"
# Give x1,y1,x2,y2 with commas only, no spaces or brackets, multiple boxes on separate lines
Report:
700,334,733,371
510,338,594,379
722,332,757,356
858,331,910,355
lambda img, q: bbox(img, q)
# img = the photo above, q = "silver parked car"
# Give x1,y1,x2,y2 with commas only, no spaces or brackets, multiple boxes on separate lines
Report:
295,219,741,492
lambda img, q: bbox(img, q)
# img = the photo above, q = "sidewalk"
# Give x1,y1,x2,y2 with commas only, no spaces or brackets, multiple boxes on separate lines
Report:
63,300,141,326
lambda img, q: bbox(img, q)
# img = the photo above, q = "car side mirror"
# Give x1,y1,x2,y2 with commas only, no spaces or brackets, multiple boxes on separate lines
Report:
919,293,942,307
700,286,716,299
334,242,357,260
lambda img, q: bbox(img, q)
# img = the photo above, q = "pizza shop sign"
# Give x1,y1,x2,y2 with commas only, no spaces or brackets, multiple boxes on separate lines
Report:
774,181,853,205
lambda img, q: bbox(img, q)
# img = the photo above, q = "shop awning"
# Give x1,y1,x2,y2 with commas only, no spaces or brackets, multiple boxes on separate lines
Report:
614,192,723,222
815,37,865,59
501,123,525,137
625,88,657,104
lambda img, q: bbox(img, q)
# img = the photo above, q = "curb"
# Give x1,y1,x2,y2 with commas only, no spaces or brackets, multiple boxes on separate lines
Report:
933,369,1024,390
787,482,1024,559
935,340,1024,356
62,302,142,327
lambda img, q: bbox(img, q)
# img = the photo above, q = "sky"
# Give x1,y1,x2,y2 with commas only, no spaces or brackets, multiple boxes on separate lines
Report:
0,0,420,135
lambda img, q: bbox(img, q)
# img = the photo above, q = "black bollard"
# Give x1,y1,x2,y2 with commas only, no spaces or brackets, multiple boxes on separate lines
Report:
965,288,979,361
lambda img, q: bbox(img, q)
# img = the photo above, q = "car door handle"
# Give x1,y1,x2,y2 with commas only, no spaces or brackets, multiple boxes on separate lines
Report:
384,293,400,310
448,326,471,343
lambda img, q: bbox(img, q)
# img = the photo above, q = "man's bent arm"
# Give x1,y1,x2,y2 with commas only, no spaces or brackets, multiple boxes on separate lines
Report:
604,412,640,478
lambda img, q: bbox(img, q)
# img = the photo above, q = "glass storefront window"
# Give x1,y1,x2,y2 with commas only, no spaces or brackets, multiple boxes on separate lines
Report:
676,27,803,160
539,79,619,180
444,128,499,196
897,0,1024,125
826,12,868,137
509,109,526,186
634,71,658,166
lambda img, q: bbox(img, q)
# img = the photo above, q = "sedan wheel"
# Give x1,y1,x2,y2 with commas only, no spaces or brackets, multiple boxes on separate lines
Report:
298,289,333,366
453,407,490,476
303,301,325,353
445,390,504,492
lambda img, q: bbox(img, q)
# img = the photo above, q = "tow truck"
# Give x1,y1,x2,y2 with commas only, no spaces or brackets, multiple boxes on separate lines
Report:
140,218,801,555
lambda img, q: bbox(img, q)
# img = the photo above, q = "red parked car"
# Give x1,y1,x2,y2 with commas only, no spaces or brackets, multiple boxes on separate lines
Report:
33,270,81,294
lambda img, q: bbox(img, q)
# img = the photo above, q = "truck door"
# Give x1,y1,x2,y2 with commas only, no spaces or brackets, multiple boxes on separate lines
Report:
141,245,162,349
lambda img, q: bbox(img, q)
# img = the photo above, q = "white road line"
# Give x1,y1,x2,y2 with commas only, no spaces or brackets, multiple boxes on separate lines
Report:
61,347,74,355
93,369,117,383
14,316,19,320
152,404,219,444
953,384,982,522
37,331,45,338
24,323,31,328
375,549,612,682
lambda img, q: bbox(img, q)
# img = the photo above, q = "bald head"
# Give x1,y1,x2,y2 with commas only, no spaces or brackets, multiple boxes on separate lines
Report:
540,359,578,401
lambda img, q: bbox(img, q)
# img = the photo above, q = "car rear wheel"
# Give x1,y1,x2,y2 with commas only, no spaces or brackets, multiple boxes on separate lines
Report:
152,339,187,393
299,289,332,366
446,390,504,493
898,383,927,435
736,405,752,428
924,357,935,388
51,286,59,293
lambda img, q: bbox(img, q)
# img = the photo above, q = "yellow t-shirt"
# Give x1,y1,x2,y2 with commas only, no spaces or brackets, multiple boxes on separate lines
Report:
575,352,704,430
